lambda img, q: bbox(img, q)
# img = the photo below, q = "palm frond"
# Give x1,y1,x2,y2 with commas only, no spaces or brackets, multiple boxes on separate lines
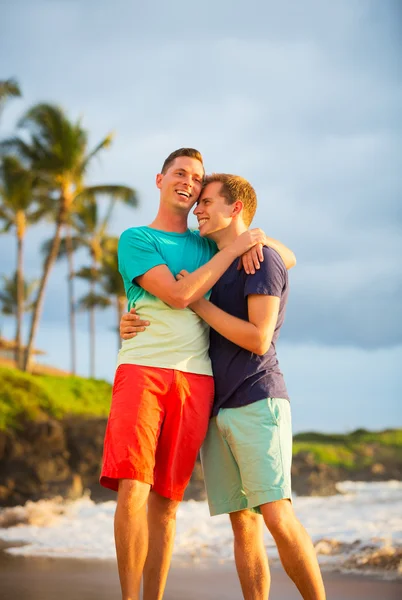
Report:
77,291,112,311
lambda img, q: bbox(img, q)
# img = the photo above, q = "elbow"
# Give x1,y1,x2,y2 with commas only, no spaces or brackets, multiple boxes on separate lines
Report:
251,337,271,356
168,294,191,310
289,253,297,269
252,345,267,356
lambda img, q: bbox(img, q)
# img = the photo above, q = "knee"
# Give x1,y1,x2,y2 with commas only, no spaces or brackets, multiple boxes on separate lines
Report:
117,479,150,511
149,493,180,525
262,501,294,538
230,511,261,540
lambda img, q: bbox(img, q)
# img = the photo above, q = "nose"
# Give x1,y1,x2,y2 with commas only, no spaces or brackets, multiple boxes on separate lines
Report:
193,203,201,215
182,174,192,188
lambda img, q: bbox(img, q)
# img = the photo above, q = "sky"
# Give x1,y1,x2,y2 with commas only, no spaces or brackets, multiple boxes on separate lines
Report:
0,0,401,433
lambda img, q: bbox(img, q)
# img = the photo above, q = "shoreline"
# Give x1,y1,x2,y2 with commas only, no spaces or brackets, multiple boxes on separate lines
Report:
0,552,401,600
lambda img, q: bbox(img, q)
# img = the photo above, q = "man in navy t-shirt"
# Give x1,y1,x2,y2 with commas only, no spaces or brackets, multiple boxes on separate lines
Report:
179,173,326,600
121,173,326,599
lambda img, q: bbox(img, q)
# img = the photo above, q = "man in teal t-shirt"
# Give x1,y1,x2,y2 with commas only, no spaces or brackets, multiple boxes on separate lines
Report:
100,147,280,600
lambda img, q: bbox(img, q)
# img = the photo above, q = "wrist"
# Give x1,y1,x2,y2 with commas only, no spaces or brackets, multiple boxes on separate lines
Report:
222,244,238,260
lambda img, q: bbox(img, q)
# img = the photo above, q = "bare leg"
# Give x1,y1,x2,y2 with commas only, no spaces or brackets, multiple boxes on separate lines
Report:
260,500,326,600
114,479,150,600
230,510,270,600
143,490,180,600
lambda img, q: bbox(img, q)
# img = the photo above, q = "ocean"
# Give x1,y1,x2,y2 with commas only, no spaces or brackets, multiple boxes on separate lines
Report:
0,481,401,575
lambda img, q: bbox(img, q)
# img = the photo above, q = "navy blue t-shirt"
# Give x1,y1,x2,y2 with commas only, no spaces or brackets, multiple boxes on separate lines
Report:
209,246,289,416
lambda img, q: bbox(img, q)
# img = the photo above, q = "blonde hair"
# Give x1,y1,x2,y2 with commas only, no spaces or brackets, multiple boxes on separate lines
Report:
204,173,257,226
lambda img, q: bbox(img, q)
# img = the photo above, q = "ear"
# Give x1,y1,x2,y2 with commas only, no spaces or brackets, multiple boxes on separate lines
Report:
232,200,244,218
156,173,163,189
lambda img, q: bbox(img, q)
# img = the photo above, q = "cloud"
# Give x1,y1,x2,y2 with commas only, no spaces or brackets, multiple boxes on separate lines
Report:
0,0,401,356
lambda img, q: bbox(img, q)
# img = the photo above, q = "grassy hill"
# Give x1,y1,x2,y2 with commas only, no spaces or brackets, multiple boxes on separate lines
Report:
293,429,402,471
0,366,112,430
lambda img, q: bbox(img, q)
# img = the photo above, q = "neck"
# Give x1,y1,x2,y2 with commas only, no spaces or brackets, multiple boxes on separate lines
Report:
213,221,248,250
149,203,189,233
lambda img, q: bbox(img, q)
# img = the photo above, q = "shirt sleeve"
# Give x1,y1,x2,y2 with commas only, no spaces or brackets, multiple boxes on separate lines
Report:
118,228,167,283
244,246,287,298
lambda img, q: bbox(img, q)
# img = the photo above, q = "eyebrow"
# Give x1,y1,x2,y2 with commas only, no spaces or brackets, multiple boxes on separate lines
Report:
175,168,203,177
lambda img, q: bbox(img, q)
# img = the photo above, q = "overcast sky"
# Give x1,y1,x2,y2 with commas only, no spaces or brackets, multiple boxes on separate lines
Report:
0,0,401,432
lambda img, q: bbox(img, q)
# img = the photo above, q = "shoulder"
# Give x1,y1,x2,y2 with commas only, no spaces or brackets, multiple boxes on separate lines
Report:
245,246,287,296
119,226,149,241
118,227,156,253
261,246,287,274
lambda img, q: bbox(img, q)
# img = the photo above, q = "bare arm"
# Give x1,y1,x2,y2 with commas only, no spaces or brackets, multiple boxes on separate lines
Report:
265,236,296,269
239,237,296,274
136,228,266,309
190,294,280,355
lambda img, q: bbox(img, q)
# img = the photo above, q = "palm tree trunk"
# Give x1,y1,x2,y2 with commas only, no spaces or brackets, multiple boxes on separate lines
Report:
116,296,126,351
22,219,63,372
65,227,77,375
89,276,95,379
15,230,24,369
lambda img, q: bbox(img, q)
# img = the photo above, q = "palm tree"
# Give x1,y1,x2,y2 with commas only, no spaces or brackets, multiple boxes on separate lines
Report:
42,188,136,376
1,103,136,372
76,267,111,378
0,78,21,118
0,156,41,366
77,236,127,355
98,236,127,351
0,272,38,363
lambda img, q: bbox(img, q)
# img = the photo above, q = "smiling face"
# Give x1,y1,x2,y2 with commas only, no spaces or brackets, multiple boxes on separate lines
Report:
194,181,240,239
156,156,204,215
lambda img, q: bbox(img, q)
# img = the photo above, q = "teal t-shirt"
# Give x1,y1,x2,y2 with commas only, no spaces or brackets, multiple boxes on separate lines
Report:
117,226,217,375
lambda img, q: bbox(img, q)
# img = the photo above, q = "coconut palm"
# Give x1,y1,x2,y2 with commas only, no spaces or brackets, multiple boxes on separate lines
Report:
0,272,38,315
98,236,127,350
1,103,136,372
43,189,136,376
0,156,41,366
75,235,126,371
76,268,111,379
0,272,38,363
0,78,21,117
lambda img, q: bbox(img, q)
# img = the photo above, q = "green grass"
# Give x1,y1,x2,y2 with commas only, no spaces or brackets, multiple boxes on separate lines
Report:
293,428,402,470
0,366,112,430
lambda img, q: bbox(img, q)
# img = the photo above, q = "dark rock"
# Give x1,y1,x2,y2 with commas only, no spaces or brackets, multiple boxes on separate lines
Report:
0,419,401,506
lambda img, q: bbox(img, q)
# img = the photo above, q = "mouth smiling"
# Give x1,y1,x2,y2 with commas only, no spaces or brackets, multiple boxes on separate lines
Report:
198,218,208,228
176,190,191,199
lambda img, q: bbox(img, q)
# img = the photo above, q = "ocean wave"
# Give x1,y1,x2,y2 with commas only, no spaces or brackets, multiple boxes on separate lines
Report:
0,481,401,576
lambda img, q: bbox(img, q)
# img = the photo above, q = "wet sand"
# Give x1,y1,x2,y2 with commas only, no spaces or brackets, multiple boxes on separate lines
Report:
0,552,401,599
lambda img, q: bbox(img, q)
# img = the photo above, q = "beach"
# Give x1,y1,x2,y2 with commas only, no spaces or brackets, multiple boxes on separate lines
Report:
0,552,401,600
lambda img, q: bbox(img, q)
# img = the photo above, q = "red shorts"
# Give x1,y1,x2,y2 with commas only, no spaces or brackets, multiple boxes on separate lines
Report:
100,364,214,501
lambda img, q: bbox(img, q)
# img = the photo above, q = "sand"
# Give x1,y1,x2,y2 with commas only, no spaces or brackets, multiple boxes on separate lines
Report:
0,552,401,599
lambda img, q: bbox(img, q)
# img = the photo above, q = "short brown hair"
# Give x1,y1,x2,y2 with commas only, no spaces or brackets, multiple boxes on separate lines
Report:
204,173,257,227
161,148,204,174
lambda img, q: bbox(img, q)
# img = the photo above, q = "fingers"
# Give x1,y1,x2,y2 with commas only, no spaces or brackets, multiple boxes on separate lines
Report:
242,252,255,275
176,269,190,280
251,245,262,270
122,309,138,322
120,314,150,340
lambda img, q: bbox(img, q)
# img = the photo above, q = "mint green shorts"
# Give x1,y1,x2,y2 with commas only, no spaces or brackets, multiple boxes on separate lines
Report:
200,398,292,516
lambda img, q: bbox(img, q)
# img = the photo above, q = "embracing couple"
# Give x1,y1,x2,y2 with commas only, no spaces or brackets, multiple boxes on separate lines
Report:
100,148,326,600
